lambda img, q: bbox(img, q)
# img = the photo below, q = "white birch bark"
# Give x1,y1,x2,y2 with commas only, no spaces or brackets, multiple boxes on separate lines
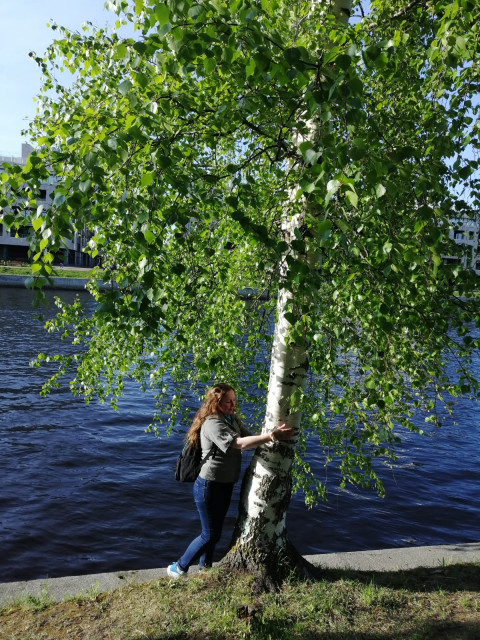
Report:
225,0,353,580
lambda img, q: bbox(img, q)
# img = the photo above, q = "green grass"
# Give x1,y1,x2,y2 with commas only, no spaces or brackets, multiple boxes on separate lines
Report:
0,265,98,279
1,563,479,640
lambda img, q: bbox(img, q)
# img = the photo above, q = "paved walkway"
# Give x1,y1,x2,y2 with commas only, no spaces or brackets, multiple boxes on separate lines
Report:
1,542,479,605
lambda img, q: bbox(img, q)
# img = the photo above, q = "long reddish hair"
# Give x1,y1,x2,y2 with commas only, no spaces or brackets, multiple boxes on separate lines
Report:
186,383,235,446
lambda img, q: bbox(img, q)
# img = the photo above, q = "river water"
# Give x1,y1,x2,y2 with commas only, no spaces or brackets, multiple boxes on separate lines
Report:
1,287,479,582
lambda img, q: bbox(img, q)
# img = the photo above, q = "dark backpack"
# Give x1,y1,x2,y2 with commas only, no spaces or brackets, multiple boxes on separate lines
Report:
175,441,218,482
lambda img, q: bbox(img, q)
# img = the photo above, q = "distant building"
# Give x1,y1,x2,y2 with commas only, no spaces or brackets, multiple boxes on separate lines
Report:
0,144,94,267
445,215,480,275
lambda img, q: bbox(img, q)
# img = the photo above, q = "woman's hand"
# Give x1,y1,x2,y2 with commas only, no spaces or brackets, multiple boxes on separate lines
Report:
271,424,295,441
232,424,295,450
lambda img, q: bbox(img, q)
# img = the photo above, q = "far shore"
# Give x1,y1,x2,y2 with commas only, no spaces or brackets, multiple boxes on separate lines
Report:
0,267,268,298
0,269,111,292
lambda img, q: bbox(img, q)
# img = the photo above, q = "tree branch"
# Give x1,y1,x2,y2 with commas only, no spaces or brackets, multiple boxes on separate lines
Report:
392,0,427,19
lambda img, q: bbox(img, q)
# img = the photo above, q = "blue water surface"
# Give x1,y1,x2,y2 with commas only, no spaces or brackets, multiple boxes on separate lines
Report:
0,287,479,582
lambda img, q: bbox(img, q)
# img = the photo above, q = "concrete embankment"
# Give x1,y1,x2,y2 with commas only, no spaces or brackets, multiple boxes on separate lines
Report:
0,275,264,297
1,542,479,605
0,274,112,291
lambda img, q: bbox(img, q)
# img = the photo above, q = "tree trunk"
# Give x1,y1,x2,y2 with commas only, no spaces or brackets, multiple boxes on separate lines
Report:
223,255,310,590
222,0,353,590
223,205,314,590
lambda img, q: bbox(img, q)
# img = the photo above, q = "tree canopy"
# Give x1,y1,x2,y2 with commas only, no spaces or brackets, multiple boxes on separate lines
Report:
1,0,480,503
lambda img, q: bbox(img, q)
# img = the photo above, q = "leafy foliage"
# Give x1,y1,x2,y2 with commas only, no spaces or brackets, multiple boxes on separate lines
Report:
1,0,479,502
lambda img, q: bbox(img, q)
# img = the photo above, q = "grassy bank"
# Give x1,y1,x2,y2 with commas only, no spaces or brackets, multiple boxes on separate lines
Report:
1,564,479,640
0,265,96,279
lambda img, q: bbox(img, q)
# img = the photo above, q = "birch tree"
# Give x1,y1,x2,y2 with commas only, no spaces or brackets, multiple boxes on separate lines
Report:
1,0,479,587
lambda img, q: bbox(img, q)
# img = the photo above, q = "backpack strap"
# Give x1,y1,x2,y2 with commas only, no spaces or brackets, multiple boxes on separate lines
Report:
200,442,218,466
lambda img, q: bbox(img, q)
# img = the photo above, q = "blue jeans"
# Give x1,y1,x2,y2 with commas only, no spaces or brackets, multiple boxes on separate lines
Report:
177,476,234,572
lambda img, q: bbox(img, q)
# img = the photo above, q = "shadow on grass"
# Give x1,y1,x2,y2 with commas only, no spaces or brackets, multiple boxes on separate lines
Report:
142,564,480,640
314,562,480,594
144,620,480,640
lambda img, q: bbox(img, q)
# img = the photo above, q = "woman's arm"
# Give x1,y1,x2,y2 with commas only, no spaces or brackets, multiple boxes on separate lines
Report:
230,424,294,451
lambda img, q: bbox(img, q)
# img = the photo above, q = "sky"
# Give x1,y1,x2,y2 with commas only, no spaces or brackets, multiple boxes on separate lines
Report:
0,0,118,157
0,2,372,160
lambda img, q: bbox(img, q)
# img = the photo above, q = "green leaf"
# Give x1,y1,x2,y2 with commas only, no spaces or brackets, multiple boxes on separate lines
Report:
323,46,341,65
376,184,386,198
84,151,97,168
298,141,313,154
325,179,341,204
299,177,316,193
141,171,155,187
119,79,133,96
204,57,216,74
335,54,352,70
52,193,66,207
115,42,128,61
350,137,366,160
158,23,172,37
284,47,303,67
245,57,255,78
455,36,466,53
240,5,258,21
155,4,170,23
32,217,44,232
284,311,297,325
317,220,332,245
404,248,422,264
188,4,204,19
143,229,156,244
303,147,319,165
345,190,358,208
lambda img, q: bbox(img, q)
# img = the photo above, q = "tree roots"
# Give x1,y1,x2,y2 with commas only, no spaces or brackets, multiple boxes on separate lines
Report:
220,540,320,593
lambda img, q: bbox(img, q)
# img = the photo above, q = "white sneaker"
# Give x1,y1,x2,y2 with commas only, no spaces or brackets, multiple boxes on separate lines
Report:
167,562,186,579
